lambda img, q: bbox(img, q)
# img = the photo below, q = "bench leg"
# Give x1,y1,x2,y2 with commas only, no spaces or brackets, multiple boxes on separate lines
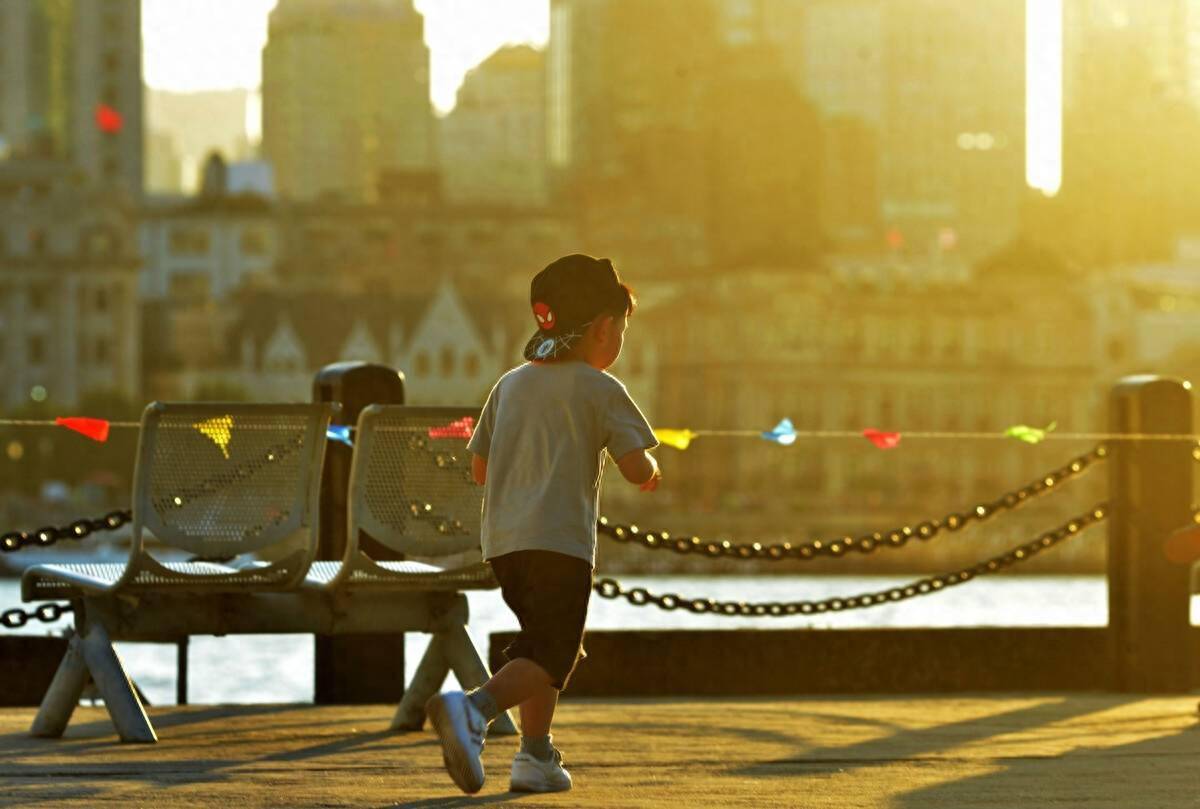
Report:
78,622,157,743
30,633,88,738
390,635,450,732
442,625,518,737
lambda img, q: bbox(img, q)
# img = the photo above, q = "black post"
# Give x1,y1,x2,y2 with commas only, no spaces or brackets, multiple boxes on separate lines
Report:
176,637,188,706
313,362,407,704
1107,375,1195,691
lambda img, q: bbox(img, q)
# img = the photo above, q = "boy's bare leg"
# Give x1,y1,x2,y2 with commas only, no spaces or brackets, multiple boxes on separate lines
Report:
479,657,552,711
517,683,558,738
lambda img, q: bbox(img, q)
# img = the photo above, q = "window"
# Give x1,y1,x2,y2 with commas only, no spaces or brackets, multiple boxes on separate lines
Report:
440,346,456,377
84,228,118,258
28,285,48,312
29,228,46,255
28,335,45,365
240,228,268,256
102,51,120,72
95,287,109,312
463,352,480,377
95,338,110,364
169,227,211,256
415,351,431,376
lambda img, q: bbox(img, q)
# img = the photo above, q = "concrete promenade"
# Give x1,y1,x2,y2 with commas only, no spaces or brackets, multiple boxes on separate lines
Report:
0,695,1197,808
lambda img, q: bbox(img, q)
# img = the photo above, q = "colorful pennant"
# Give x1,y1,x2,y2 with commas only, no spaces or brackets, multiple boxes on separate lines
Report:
326,425,353,447
654,428,697,450
55,417,111,443
429,416,475,440
195,415,234,459
761,418,797,446
1004,421,1057,445
862,428,902,449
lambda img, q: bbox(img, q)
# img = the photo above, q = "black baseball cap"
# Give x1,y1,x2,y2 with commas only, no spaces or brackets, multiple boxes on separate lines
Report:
522,254,629,361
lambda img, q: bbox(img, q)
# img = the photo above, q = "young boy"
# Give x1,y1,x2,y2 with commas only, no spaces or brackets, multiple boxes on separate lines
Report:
425,253,660,795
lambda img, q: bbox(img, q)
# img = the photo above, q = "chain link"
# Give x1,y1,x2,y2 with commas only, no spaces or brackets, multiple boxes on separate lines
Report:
0,602,73,630
1,509,132,554
599,445,1106,563
594,503,1108,616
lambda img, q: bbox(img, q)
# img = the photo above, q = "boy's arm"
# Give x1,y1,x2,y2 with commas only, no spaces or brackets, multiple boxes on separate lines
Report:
471,453,487,486
616,448,660,491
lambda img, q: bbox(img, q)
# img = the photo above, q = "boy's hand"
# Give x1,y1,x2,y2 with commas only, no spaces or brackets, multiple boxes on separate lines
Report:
640,463,662,492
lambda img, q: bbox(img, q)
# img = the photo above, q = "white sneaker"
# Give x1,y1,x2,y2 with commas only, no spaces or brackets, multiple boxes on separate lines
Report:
425,691,487,794
510,749,572,793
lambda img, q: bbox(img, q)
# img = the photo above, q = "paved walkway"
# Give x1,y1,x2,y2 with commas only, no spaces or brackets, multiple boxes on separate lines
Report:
1,695,1197,807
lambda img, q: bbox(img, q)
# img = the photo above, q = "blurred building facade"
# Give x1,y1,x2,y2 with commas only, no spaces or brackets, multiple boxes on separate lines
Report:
439,45,548,207
0,0,143,200
262,0,434,202
0,159,140,408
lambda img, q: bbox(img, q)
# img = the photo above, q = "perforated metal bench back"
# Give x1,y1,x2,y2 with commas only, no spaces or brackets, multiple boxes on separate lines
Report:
137,403,334,558
350,405,483,559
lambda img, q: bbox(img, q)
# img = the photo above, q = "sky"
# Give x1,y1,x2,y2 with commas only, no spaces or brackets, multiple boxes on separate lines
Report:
140,0,550,115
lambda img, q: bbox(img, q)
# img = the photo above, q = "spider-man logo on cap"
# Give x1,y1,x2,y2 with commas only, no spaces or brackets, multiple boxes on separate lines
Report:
522,254,628,362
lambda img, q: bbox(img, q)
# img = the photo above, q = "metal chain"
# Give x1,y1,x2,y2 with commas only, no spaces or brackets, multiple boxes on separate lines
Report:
0,602,73,630
599,445,1106,563
1,509,132,554
594,502,1108,617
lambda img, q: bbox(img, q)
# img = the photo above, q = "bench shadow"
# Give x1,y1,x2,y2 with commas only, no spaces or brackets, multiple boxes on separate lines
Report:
0,703,300,756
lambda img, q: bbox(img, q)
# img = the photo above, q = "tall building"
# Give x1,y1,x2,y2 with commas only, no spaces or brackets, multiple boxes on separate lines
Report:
262,0,434,202
548,0,722,272
878,1,1026,260
1065,0,1200,109
0,159,141,408
0,0,143,199
438,46,548,207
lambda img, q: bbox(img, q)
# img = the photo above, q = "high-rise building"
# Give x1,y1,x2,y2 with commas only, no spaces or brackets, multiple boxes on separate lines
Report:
438,46,548,207
548,0,722,271
0,158,141,408
1065,0,1200,109
0,0,143,199
262,0,434,202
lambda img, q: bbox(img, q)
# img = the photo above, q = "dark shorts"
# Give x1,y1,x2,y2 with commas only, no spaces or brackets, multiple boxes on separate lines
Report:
489,549,593,691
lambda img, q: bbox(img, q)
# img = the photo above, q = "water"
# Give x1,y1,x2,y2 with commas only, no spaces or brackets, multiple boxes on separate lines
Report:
3,575,1196,707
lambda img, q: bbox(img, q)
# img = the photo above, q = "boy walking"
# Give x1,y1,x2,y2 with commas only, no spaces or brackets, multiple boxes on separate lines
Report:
426,254,661,794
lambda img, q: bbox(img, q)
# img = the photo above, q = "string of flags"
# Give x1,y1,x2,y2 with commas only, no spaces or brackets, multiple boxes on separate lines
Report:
4,415,1198,450
655,420,1083,451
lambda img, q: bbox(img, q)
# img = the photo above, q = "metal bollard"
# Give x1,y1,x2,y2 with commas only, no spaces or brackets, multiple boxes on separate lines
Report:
1107,375,1195,691
312,362,407,705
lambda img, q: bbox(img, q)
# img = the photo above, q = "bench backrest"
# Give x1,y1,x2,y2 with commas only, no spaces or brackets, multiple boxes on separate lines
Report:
348,405,483,561
133,402,335,562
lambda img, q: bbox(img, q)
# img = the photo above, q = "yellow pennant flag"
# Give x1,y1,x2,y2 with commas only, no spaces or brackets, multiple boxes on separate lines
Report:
195,415,234,459
654,428,698,451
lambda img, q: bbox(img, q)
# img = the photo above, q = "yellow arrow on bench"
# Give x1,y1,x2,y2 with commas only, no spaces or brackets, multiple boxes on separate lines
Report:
195,415,234,459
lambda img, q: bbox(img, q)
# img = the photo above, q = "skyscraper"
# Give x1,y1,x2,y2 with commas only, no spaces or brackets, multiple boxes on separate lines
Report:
262,0,435,202
0,0,143,199
438,45,548,207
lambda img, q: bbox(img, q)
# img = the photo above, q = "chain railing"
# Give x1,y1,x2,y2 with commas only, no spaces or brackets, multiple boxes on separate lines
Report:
593,502,1108,617
599,445,1106,563
1,509,132,554
1,602,73,630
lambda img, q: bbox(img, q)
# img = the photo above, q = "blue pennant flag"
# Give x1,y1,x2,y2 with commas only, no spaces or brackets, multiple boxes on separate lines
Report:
761,418,797,446
327,425,353,447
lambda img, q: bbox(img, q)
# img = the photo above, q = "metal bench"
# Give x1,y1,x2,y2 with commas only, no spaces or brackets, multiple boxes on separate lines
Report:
305,405,515,734
22,402,336,742
22,402,514,742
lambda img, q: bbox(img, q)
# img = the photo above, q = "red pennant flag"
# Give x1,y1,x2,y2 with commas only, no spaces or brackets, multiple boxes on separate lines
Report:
428,416,476,440
55,417,111,443
95,104,123,134
862,428,901,449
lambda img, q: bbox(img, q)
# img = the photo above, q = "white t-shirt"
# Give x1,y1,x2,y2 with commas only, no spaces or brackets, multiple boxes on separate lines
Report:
466,361,657,566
